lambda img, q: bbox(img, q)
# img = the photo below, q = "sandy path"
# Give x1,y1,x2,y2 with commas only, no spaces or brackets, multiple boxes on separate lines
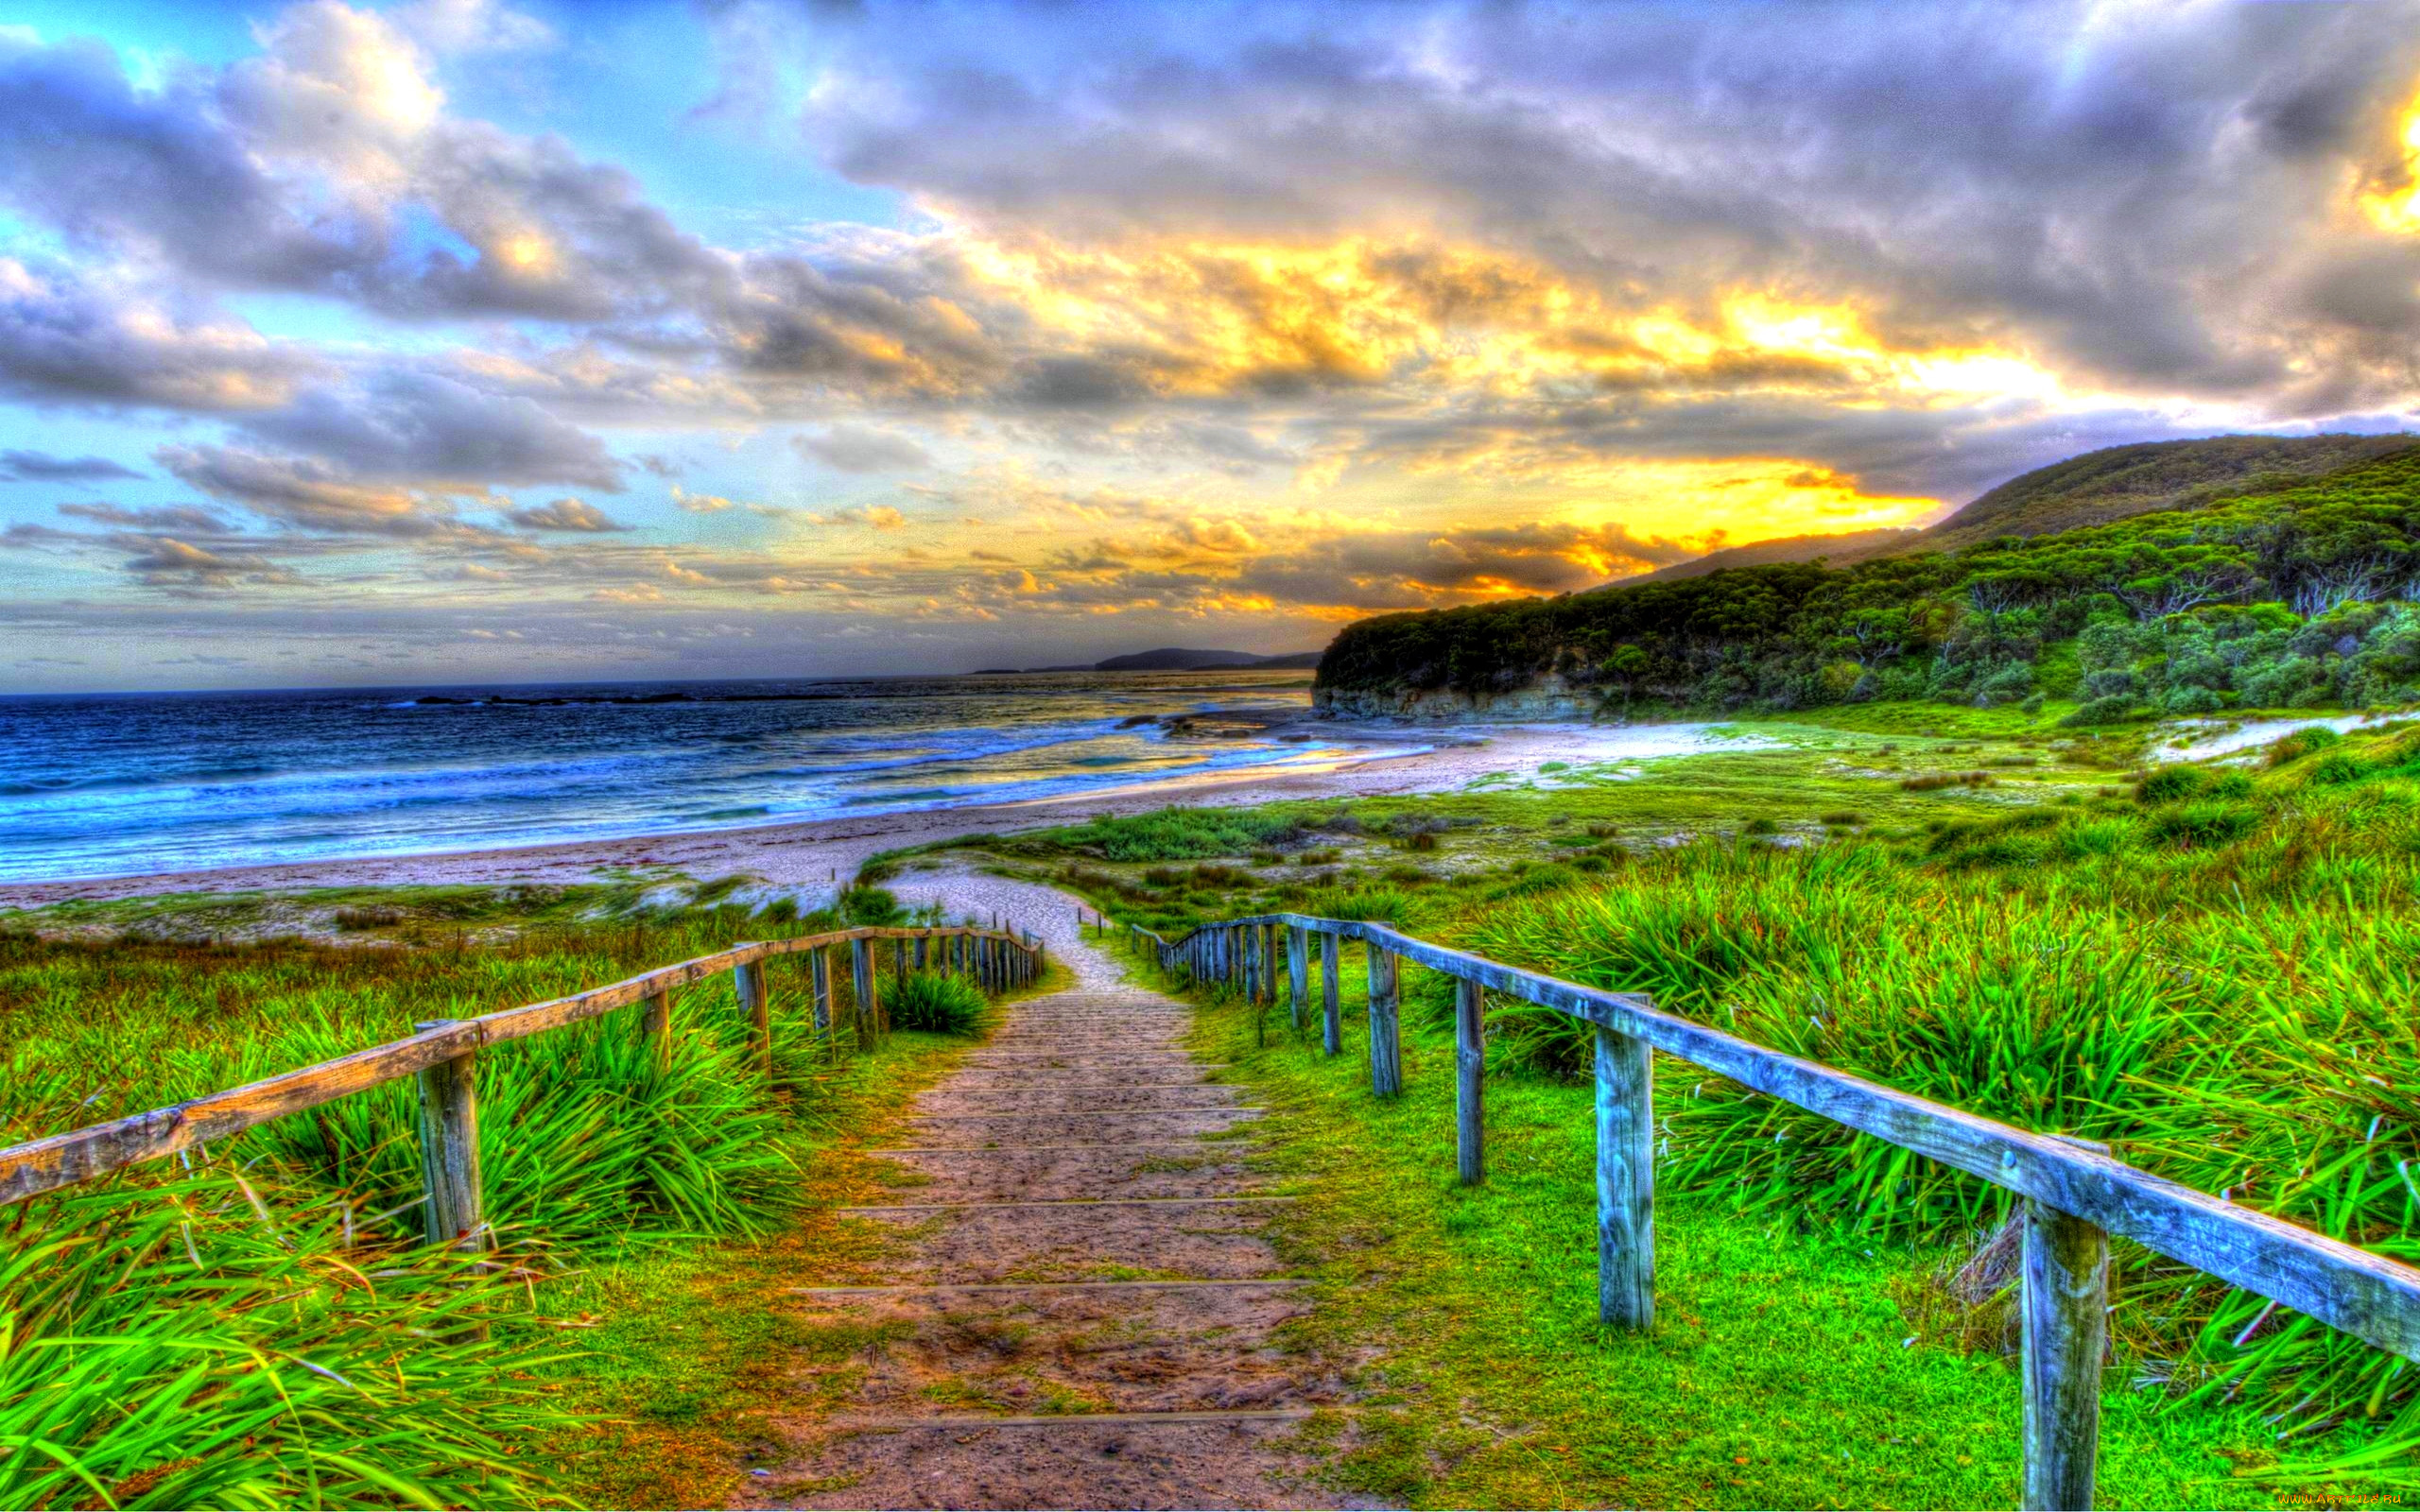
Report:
0,721,1758,911
748,889,1361,1510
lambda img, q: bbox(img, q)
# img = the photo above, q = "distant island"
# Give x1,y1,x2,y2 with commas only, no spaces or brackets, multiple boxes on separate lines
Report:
974,646,1324,674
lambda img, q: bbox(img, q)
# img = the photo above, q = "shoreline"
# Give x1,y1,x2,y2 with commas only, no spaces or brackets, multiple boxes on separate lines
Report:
0,721,1753,911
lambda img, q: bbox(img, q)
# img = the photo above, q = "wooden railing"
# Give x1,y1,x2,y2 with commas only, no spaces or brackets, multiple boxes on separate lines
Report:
0,922,1046,1248
1132,911,2420,1512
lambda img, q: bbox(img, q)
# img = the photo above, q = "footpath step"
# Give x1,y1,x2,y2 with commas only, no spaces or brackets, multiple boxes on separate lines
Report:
747,981,1353,1510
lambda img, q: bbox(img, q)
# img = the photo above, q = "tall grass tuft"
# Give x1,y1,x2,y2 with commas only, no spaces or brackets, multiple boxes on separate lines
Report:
0,902,1010,1506
886,970,992,1035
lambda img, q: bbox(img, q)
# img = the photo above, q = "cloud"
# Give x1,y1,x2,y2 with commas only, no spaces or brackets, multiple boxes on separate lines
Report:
117,537,304,593
0,450,143,482
0,259,316,410
157,444,455,536
56,501,231,532
505,496,627,532
793,422,932,472
672,486,735,512
235,370,623,490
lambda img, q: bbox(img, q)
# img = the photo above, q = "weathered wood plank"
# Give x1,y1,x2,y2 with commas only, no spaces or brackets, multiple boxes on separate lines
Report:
0,1020,480,1206
2024,1184,2110,1511
735,960,770,1076
1456,974,1485,1187
1288,925,1310,1040
811,947,833,1033
1292,915,2420,1363
637,989,673,1072
1367,942,1400,1099
1147,912,2420,1364
1321,932,1342,1064
1596,1025,1653,1331
412,1020,486,1251
851,937,876,1049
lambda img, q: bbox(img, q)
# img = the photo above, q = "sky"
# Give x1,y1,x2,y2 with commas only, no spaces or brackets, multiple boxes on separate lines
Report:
5,0,2420,692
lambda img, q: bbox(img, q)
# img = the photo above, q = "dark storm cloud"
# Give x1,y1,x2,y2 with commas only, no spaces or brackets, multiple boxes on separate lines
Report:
0,451,144,483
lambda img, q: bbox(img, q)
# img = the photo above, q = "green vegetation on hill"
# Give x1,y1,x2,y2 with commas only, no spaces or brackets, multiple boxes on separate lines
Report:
1915,433,2415,553
1320,445,2420,719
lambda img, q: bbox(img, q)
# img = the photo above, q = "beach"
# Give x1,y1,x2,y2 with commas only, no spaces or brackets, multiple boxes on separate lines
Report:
0,720,1759,910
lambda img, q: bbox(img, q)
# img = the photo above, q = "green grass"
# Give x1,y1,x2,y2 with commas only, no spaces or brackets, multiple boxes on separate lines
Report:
0,888,1029,1508
1154,945,2289,1508
1013,718,2420,1499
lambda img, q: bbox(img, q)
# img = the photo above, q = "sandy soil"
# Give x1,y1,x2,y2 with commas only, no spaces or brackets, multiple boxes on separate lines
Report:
0,720,1762,911
748,897,1370,1510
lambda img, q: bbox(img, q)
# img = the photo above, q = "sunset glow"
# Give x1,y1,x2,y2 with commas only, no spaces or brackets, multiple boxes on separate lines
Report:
0,1,2416,690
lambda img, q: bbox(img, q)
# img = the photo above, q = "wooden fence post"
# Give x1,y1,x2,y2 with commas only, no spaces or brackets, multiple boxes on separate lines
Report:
915,935,928,971
810,948,832,1033
2023,1178,2111,1512
1322,932,1342,1057
1288,925,1309,1033
1368,944,1401,1098
1456,974,1485,1186
637,988,672,1073
413,1021,486,1253
735,958,770,1077
851,937,875,1049
1596,1024,1654,1330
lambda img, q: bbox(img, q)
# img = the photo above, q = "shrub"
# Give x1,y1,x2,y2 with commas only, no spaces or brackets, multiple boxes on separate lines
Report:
887,970,991,1034
2308,751,2372,786
1900,771,1993,791
2135,766,2206,804
1044,806,1302,861
2267,725,2344,765
1820,812,1865,827
2059,694,2145,727
2145,800,2261,848
2165,684,2224,714
840,885,904,925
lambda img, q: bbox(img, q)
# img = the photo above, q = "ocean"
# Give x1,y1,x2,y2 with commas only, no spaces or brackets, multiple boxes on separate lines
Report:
0,670,1408,884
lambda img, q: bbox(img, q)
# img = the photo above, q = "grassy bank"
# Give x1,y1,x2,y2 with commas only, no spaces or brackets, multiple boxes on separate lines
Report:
950,713,2420,1499
0,885,1026,1508
1149,947,2276,1507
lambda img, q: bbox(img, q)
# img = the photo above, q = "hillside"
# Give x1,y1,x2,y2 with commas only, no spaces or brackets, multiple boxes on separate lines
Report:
1633,526,1916,583
1315,443,2420,721
1627,435,2413,588
1902,433,2415,553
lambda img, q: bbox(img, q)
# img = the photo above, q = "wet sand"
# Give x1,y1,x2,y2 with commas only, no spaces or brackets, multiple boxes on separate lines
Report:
0,721,1756,911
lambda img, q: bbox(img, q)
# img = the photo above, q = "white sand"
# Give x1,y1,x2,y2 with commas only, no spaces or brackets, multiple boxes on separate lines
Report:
0,719,1765,911
2149,712,2400,765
